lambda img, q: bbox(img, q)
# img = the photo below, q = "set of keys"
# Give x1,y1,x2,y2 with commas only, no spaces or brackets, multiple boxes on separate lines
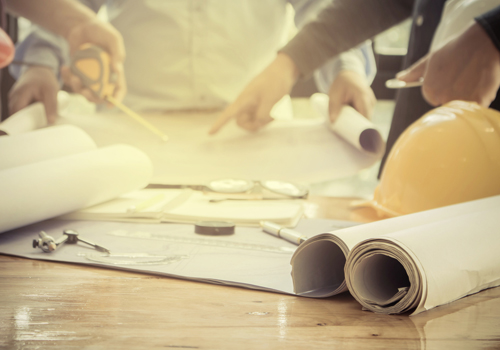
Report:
33,229,110,254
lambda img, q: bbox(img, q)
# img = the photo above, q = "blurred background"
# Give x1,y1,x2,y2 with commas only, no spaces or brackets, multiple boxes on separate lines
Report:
1,7,413,199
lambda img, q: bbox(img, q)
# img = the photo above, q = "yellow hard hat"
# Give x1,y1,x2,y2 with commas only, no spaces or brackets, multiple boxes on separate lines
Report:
369,100,500,218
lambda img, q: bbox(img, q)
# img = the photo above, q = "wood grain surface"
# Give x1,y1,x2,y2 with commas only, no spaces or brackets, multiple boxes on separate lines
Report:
1,197,499,349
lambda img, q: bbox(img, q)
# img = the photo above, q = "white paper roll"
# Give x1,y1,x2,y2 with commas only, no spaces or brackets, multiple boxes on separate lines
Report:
345,204,500,315
290,195,500,303
0,125,97,171
310,93,386,157
0,144,153,233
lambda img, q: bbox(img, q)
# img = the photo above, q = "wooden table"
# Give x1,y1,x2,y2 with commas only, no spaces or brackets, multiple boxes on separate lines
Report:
1,197,499,350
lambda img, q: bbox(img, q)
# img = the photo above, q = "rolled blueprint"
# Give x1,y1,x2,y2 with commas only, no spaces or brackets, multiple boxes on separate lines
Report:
0,125,96,170
290,195,500,314
310,93,386,157
345,205,500,315
0,126,153,233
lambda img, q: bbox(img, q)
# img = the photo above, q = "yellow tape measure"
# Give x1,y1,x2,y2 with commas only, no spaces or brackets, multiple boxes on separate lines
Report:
71,44,168,141
70,44,115,99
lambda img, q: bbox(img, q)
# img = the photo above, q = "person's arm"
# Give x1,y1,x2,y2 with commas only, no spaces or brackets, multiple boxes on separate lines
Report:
209,0,412,134
291,0,378,120
9,0,108,83
397,6,500,107
6,0,104,41
7,0,125,123
281,0,413,79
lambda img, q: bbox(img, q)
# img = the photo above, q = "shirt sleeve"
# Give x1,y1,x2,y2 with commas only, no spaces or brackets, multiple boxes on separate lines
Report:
282,0,414,78
10,26,68,81
290,0,377,89
475,5,500,52
9,0,106,81
313,41,376,93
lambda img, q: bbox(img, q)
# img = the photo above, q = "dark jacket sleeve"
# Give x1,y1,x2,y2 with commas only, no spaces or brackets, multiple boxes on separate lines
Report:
280,0,414,78
476,6,500,52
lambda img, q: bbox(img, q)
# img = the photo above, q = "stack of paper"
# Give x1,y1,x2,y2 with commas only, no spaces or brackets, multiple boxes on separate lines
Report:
58,188,305,227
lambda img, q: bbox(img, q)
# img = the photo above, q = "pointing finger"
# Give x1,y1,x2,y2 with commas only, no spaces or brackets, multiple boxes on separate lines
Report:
209,99,251,135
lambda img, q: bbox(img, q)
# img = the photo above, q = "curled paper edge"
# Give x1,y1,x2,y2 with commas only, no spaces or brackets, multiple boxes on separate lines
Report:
0,91,73,135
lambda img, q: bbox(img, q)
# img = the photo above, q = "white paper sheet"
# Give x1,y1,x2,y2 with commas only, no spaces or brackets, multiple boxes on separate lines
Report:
0,218,353,294
14,93,379,184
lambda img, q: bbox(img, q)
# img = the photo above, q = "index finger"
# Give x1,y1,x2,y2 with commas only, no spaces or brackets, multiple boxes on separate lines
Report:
209,101,246,135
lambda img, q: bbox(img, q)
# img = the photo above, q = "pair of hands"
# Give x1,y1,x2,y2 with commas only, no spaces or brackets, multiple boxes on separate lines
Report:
11,20,499,129
211,22,500,135
9,18,126,123
209,53,376,135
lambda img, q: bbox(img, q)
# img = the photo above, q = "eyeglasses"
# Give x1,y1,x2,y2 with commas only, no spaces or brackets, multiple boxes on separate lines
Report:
148,178,308,200
206,178,308,199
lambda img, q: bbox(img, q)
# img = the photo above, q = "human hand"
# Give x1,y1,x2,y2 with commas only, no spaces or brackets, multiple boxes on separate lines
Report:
209,53,299,135
9,66,59,123
328,70,376,123
396,22,500,107
61,18,126,104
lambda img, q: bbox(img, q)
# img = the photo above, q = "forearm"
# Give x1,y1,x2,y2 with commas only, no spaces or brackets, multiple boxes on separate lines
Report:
313,42,375,93
281,0,414,77
5,0,98,40
10,28,68,81
8,0,111,81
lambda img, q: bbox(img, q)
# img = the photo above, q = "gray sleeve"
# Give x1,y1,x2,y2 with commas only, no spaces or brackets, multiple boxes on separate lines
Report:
10,26,69,81
9,0,106,80
281,0,414,78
